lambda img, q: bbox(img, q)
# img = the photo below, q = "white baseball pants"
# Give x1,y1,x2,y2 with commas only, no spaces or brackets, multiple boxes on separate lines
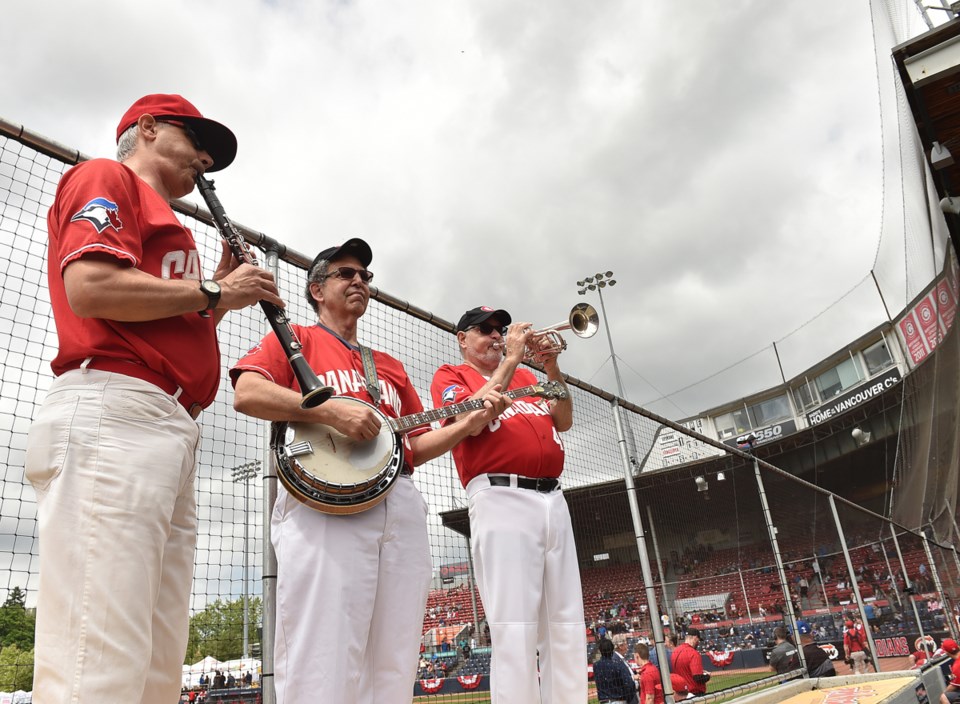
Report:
272,475,432,704
466,475,587,704
25,369,200,704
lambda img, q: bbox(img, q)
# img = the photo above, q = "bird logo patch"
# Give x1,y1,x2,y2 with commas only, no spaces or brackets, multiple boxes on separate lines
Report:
70,197,123,234
441,384,463,405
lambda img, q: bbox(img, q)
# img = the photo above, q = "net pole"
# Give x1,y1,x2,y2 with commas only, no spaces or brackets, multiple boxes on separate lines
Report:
889,525,930,654
752,457,808,675
827,495,880,672
737,569,754,625
878,540,902,609
645,504,673,627
610,401,676,704
261,250,280,704
466,538,481,644
815,555,830,609
922,530,959,640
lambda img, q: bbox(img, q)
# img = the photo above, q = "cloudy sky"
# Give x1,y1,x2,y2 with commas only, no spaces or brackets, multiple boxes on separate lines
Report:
1,0,944,420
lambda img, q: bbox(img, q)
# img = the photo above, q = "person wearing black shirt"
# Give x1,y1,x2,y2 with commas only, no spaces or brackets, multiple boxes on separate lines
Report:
594,639,638,704
798,622,836,678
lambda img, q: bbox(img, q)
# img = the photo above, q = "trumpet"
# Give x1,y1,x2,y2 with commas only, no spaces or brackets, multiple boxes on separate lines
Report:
523,303,599,362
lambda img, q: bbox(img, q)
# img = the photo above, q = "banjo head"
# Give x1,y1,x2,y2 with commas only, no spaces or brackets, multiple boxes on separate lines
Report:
273,397,404,515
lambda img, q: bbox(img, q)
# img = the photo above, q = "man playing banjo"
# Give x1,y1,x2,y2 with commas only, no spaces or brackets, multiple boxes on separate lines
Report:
430,307,587,704
231,238,509,703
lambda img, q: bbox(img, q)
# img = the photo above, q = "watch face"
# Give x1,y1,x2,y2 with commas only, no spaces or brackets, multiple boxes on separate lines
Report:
203,280,221,295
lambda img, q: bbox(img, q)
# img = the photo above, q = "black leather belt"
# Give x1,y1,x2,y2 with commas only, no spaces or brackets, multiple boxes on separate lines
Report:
487,474,559,492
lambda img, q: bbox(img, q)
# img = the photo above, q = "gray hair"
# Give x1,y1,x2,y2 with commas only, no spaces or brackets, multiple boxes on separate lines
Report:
116,124,138,162
116,120,176,162
304,258,330,315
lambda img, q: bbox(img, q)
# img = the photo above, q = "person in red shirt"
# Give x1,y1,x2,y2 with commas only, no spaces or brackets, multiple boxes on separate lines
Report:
634,643,665,704
25,93,275,704
232,241,507,703
842,619,870,674
939,638,960,704
671,628,711,697
430,306,583,704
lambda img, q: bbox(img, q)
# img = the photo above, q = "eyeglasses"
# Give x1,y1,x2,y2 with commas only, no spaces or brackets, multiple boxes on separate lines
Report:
325,266,374,283
159,120,203,151
469,322,507,336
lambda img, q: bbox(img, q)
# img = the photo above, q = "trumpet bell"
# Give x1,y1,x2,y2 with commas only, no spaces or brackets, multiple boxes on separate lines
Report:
523,302,600,362
568,302,599,339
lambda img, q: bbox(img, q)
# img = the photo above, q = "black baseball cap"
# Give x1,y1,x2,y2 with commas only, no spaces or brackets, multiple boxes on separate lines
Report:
309,238,373,275
455,306,512,333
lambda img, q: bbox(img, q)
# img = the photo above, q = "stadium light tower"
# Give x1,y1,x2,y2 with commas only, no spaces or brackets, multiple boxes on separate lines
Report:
232,460,261,660
576,271,626,400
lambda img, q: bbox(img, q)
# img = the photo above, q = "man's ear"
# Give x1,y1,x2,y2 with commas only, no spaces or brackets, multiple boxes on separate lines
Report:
309,280,324,307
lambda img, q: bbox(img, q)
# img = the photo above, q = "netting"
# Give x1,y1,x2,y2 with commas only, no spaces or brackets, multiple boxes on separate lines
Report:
4,14,960,693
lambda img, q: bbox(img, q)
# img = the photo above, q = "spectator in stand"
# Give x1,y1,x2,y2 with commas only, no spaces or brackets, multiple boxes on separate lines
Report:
225,673,236,688
594,639,638,704
910,647,928,669
633,643,664,704
671,628,710,698
768,627,799,675
843,620,870,674
799,576,809,602
212,671,226,690
939,638,960,704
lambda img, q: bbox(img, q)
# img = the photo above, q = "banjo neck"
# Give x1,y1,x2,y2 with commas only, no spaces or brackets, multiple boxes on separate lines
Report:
388,383,557,434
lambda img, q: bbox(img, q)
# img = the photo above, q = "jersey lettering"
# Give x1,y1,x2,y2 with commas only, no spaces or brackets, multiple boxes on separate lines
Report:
322,368,404,413
160,250,202,280
552,426,565,450
487,418,501,433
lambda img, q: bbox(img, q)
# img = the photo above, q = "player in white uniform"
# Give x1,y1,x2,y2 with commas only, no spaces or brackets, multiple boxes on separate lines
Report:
231,240,509,703
431,307,587,704
26,94,276,703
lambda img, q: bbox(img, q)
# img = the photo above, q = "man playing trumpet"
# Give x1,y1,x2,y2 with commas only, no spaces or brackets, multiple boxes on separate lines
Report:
430,306,586,704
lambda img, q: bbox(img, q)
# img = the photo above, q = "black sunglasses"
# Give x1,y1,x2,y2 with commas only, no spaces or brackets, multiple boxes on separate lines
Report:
470,322,507,336
326,266,374,283
159,120,203,151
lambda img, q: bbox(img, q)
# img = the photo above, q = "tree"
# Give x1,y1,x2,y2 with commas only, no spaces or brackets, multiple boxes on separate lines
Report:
185,597,262,664
0,645,33,692
0,588,34,651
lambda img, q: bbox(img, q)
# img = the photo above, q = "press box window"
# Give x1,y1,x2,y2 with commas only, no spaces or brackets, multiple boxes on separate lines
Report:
715,407,750,440
747,394,791,428
862,339,893,376
814,357,864,401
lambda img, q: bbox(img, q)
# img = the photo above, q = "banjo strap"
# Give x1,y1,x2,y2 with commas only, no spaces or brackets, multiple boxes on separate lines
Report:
359,344,381,406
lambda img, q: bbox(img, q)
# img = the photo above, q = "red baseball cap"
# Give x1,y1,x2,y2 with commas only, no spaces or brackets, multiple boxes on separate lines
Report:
116,94,237,172
943,638,960,654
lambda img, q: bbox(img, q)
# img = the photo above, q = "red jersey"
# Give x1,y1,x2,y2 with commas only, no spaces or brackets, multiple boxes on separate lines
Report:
949,656,960,687
670,643,706,695
47,159,220,407
430,364,564,486
844,627,866,653
638,662,665,704
231,324,427,471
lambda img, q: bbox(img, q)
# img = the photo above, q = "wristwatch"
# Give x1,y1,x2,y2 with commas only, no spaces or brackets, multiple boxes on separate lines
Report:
200,279,222,314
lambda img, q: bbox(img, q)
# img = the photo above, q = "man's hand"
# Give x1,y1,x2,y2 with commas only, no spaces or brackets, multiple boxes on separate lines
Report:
323,399,383,441
463,385,511,435
217,263,285,311
503,322,533,363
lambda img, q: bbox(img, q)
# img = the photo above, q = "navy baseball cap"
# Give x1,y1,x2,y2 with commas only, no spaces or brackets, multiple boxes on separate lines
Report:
455,306,512,333
795,621,812,635
309,238,373,274
116,94,238,172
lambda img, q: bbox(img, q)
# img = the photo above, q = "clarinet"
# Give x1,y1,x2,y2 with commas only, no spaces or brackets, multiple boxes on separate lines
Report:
195,175,334,409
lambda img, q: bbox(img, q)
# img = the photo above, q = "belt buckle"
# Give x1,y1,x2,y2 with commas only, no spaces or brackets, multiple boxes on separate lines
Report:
188,403,203,420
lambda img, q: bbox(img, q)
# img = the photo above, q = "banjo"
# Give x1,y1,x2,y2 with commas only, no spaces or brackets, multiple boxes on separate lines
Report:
273,380,568,515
